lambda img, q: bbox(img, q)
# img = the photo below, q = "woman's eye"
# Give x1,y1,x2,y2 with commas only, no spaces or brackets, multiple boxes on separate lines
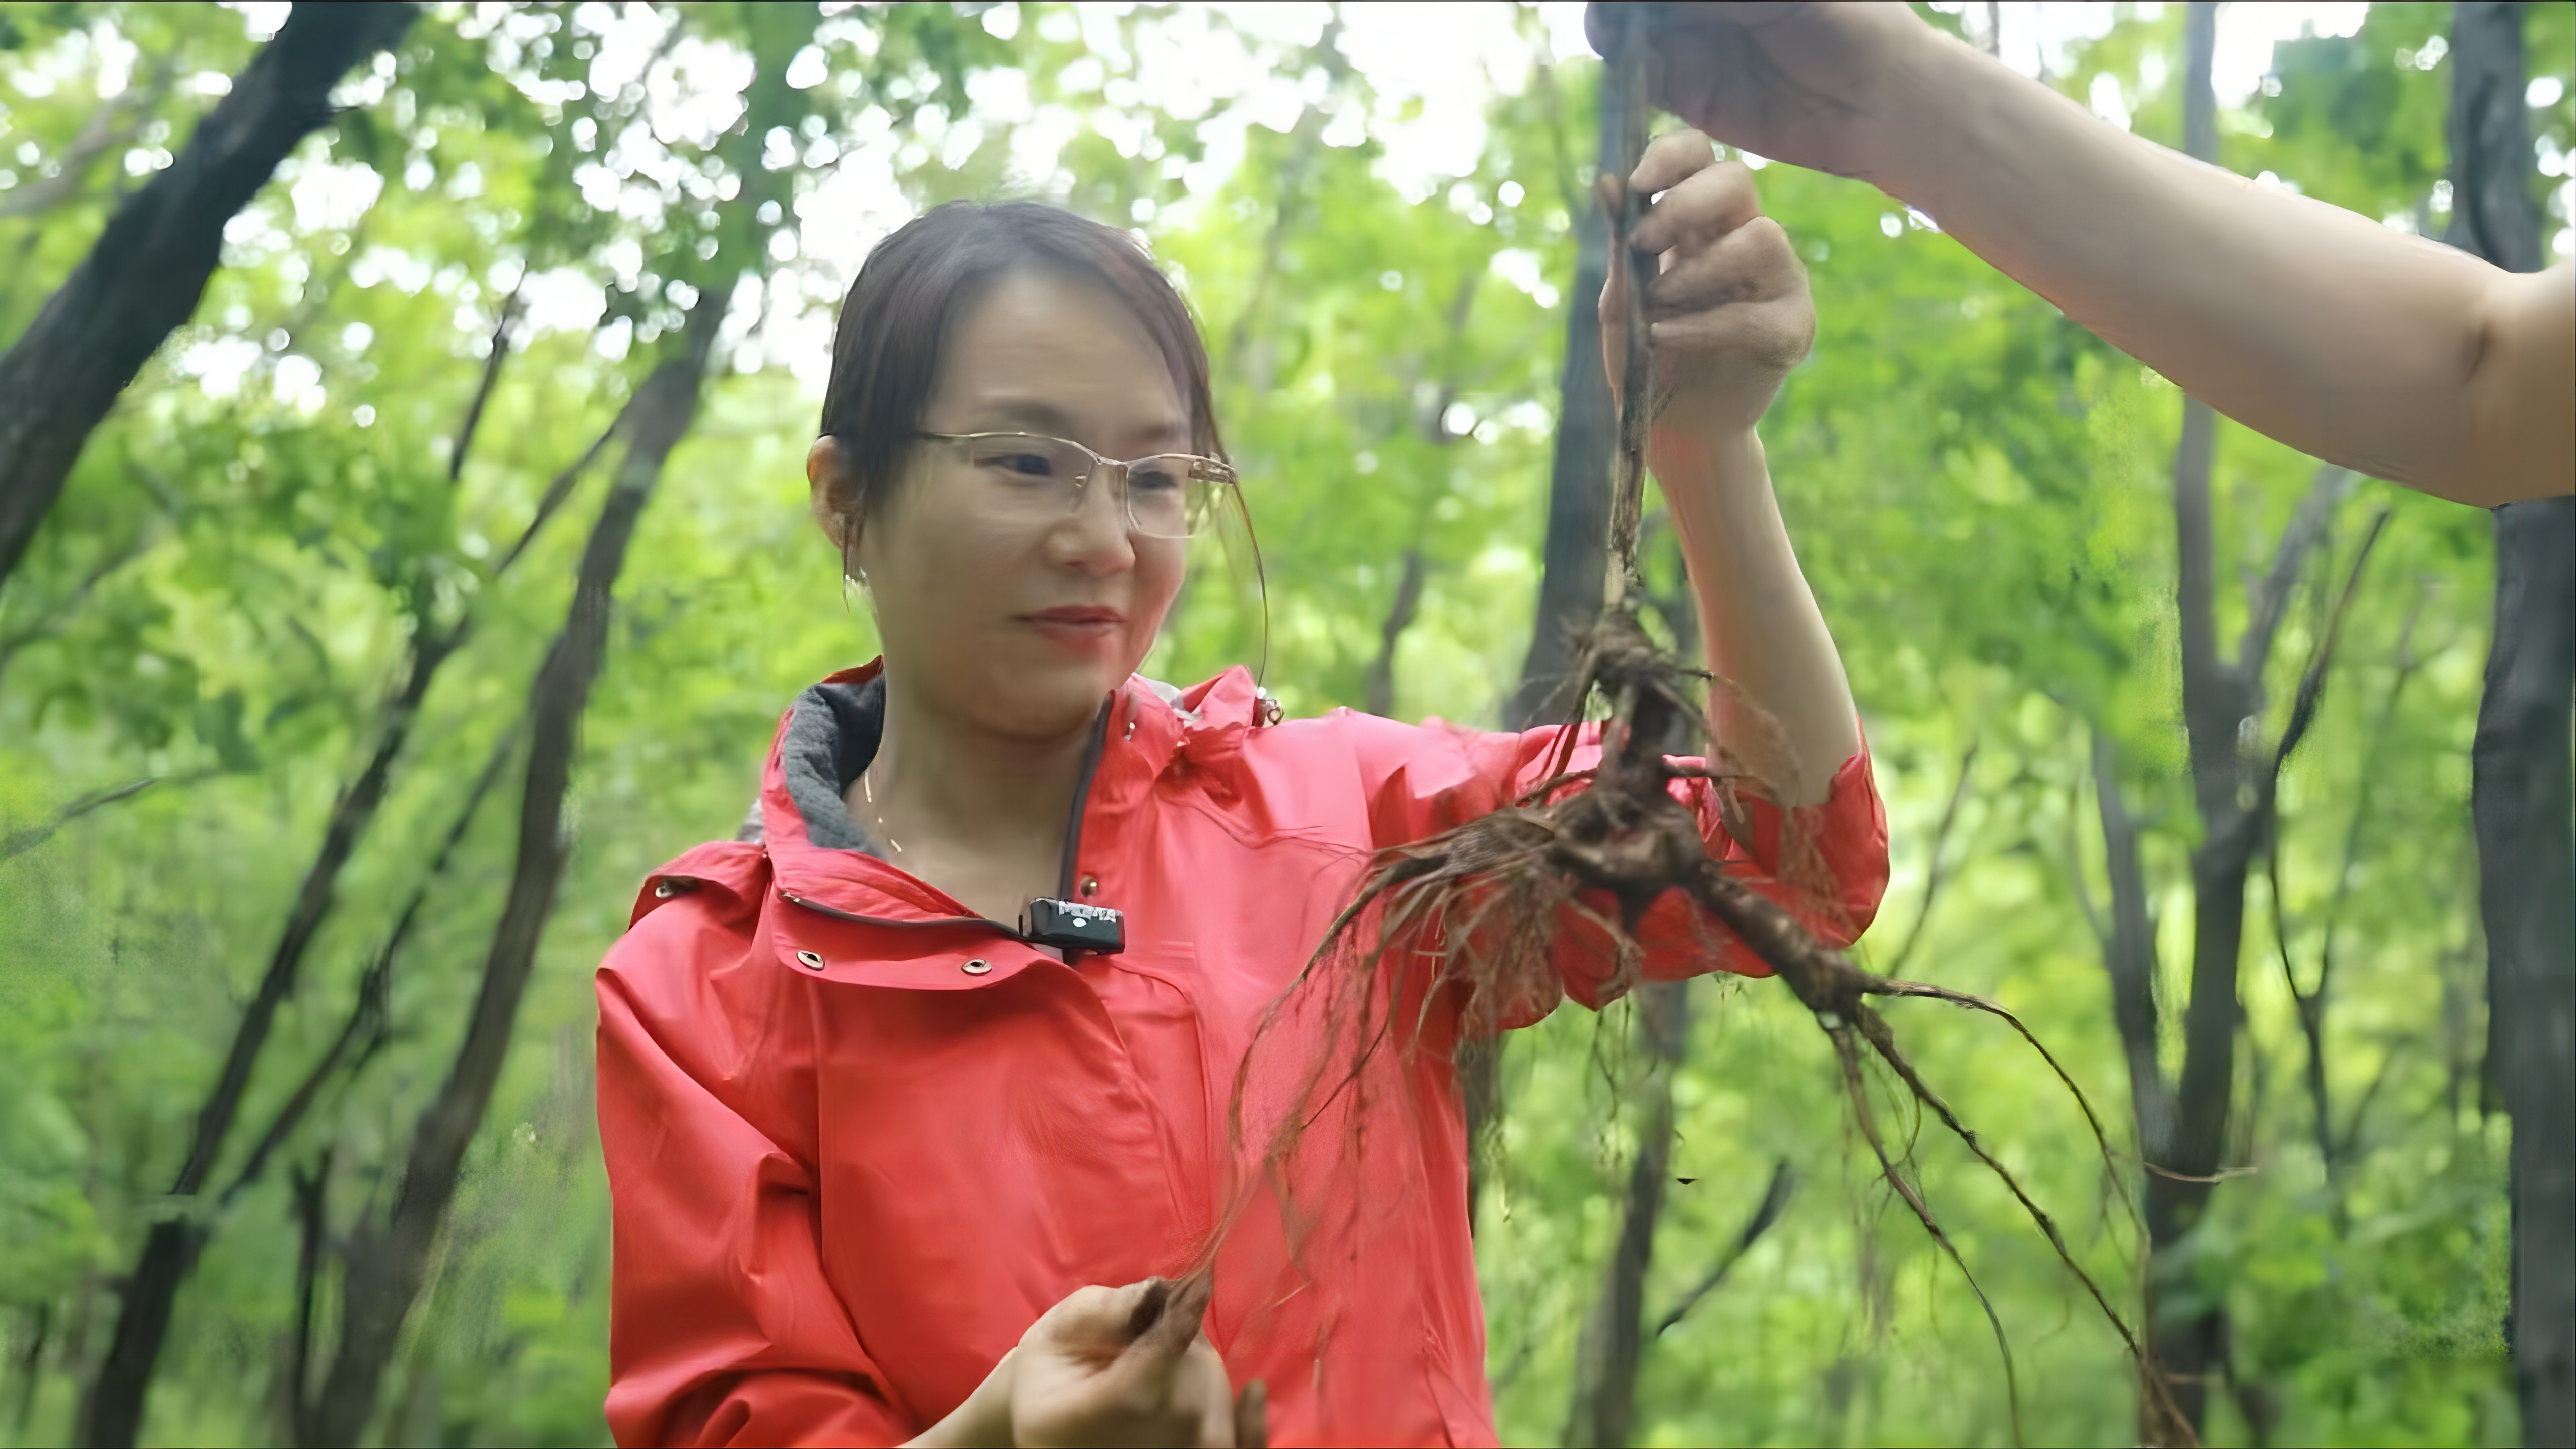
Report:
1130,464,1184,493
977,451,1056,478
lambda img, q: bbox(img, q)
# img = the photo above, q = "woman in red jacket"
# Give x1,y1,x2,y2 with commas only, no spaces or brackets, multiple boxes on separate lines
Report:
595,131,1888,1448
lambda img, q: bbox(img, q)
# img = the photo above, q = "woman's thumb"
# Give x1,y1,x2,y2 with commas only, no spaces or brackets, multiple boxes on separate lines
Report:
1126,1271,1213,1366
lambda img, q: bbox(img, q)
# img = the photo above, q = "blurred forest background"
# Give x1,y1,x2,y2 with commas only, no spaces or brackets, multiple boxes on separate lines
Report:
1,1,2570,1445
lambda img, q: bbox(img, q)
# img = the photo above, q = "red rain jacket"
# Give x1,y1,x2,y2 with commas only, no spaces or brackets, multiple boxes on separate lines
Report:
596,662,1887,1447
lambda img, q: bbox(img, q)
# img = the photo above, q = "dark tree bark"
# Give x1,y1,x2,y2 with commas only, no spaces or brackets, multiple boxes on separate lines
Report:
1505,159,1618,733
1561,979,1690,1449
2132,13,2262,1437
1362,548,1426,718
2477,496,2576,1449
76,266,560,1449
2102,432,2348,1445
301,296,727,1444
2091,730,2170,1161
2121,26,2376,1431
0,2,417,592
1467,30,1636,1233
2445,8,2575,1443
77,631,455,1449
1557,27,1694,1442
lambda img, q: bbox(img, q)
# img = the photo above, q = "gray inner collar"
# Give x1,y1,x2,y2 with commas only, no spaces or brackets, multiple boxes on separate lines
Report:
774,674,887,854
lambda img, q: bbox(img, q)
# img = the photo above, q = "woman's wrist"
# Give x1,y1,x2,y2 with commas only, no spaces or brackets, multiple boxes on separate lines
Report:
905,1348,1017,1447
1650,422,1764,506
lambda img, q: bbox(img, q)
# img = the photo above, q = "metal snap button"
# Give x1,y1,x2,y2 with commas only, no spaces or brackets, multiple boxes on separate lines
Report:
796,950,825,970
1080,875,1100,897
654,880,676,898
961,958,992,976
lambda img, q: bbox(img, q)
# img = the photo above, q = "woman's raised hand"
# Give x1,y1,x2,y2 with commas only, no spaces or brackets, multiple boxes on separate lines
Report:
1601,130,1816,441
1005,1276,1263,1449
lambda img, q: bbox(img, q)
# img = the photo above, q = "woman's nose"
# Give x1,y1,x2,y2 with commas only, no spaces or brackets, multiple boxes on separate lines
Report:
1048,467,1136,573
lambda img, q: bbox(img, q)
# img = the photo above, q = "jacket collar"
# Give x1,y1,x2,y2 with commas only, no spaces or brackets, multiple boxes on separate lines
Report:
753,658,1271,929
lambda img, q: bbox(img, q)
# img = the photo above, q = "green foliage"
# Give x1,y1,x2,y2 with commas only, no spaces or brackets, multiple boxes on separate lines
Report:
1,3,2560,1445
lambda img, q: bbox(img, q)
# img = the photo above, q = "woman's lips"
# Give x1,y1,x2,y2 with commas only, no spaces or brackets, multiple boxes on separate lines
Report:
1021,606,1125,648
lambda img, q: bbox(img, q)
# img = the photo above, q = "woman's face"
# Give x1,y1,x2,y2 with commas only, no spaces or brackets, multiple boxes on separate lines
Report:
812,267,1191,741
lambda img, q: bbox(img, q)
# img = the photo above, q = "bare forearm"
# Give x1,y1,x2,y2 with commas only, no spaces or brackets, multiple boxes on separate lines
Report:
1659,427,1859,806
1867,33,2574,505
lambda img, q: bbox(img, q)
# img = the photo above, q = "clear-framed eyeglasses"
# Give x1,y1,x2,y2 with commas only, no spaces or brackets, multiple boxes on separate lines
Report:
913,431,1238,540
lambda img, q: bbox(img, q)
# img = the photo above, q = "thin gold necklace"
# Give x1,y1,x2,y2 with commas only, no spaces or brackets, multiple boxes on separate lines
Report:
858,768,905,855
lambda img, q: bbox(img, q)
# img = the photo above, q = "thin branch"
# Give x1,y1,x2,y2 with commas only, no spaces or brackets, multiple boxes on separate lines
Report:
1884,739,1979,977
0,516,163,684
1,776,162,862
2263,507,2392,797
218,719,523,1208
1362,548,1426,718
489,402,628,579
0,55,178,221
2065,770,2108,948
2240,467,2354,684
2333,1036,2407,1163
284,1148,332,1443
447,276,530,486
1654,1158,1795,1336
2317,580,2431,967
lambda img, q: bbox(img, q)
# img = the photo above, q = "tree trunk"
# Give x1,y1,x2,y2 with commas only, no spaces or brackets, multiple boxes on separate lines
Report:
2090,730,2171,1162
76,241,551,1449
2141,21,2227,1434
2134,17,2378,1436
2478,498,2576,1449
1505,177,1617,733
1561,980,1690,1449
2445,7,2575,1443
1362,548,1426,718
1468,26,1636,1233
76,624,455,1449
0,1,416,592
301,296,727,1444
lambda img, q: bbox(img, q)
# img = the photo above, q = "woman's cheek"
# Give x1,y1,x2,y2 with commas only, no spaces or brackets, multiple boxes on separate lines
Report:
1129,547,1186,663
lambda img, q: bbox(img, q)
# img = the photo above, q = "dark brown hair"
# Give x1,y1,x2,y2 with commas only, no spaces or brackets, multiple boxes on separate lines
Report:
816,200,1227,531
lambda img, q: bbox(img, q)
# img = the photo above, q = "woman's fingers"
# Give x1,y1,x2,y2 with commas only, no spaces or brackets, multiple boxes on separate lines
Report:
1177,1335,1236,1448
1233,1380,1268,1449
1644,214,1804,316
1033,1281,1142,1366
1652,294,1816,378
1631,156,1760,257
1129,1272,1213,1365
1629,129,1720,206
1099,1271,1212,1410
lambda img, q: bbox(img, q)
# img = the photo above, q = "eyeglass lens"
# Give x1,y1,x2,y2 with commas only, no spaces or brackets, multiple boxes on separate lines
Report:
958,435,1217,539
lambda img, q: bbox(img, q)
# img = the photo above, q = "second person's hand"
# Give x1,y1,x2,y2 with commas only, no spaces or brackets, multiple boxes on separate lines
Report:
1584,2,1941,184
